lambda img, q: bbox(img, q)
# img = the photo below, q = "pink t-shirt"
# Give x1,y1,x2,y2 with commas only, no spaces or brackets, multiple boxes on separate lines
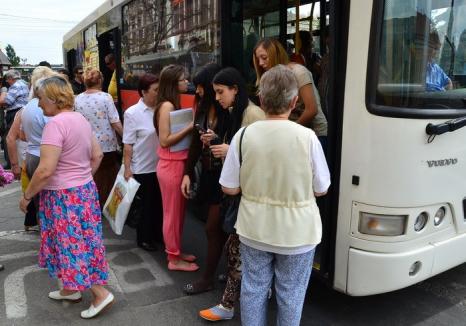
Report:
41,112,93,190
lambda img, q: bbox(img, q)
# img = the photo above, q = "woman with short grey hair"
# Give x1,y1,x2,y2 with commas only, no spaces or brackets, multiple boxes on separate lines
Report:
220,64,330,326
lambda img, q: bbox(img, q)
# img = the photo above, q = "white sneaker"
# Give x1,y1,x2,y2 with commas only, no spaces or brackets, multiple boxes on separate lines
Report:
80,292,114,319
48,290,82,302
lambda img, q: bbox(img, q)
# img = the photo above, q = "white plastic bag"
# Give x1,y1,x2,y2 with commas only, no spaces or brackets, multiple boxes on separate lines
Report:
103,165,140,235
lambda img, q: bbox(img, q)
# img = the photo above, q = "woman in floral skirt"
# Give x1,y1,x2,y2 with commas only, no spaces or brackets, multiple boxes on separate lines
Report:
19,75,114,319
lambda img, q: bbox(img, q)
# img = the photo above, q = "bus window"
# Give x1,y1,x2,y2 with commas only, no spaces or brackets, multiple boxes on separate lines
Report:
83,24,99,70
120,0,220,90
370,0,466,115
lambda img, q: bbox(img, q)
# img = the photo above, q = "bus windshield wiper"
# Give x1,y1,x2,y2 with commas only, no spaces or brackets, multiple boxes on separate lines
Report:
426,116,466,136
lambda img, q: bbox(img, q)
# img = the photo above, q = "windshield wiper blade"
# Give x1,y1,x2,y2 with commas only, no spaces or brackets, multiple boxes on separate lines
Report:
426,116,466,136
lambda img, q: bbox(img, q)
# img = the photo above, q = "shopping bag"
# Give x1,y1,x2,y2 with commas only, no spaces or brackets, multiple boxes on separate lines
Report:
20,161,29,192
103,165,140,235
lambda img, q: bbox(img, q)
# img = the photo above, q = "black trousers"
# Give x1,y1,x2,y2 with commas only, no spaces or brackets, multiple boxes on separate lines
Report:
133,172,163,245
25,153,40,227
24,200,37,227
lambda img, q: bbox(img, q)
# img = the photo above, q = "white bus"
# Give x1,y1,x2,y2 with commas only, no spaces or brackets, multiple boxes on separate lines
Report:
63,0,466,295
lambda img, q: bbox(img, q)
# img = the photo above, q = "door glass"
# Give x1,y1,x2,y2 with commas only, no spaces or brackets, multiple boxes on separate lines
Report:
286,2,327,64
230,0,281,87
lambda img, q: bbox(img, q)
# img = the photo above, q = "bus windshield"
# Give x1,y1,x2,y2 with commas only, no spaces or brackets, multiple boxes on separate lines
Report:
373,0,466,113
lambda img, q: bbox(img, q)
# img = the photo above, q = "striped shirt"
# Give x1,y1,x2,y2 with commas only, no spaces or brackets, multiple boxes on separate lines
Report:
5,80,29,112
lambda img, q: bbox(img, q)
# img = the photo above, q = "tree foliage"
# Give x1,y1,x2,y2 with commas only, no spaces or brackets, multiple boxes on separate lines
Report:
5,44,20,66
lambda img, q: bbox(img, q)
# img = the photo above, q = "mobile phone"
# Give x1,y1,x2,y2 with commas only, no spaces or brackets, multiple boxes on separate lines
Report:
194,123,207,133
210,136,222,145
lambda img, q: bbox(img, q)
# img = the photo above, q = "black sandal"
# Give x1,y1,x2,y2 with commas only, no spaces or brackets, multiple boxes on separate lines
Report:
183,280,214,295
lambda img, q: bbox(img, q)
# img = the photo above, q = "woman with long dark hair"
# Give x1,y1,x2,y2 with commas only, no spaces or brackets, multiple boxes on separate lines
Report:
154,64,198,272
198,67,265,321
181,63,228,294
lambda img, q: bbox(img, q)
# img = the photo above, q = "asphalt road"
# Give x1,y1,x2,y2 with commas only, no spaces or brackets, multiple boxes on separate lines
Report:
1,166,466,325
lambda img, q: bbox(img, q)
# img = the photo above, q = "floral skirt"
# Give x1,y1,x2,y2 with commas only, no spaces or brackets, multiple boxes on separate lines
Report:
38,181,109,291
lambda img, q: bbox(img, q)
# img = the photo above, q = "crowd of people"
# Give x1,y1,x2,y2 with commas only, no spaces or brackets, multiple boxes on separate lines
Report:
0,37,330,324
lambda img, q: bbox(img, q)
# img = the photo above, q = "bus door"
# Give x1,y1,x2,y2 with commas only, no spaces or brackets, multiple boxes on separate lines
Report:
66,49,77,77
282,0,351,284
222,0,350,284
98,28,122,112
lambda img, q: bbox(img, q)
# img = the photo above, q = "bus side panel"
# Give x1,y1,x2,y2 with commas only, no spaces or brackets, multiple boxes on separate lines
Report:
120,90,195,111
180,94,195,109
120,90,140,111
336,0,466,296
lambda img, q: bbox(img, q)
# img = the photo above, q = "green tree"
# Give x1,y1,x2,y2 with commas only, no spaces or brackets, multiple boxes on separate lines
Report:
5,44,20,66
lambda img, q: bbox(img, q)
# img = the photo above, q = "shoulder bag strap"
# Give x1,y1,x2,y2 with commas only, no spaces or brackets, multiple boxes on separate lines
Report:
239,126,247,167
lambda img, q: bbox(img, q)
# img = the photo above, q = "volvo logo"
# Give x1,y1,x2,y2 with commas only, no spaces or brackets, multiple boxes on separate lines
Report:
427,159,458,168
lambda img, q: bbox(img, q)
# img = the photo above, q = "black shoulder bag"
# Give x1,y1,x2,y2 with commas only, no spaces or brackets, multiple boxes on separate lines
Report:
221,127,247,234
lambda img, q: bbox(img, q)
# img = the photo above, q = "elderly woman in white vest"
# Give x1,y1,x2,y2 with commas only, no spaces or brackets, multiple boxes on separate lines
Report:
219,64,330,326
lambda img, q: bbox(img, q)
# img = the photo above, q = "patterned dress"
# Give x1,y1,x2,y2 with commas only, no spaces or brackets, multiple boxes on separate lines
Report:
74,91,120,153
39,181,108,291
74,91,121,206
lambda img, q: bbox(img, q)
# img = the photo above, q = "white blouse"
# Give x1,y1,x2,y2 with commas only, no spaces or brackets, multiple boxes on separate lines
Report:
122,98,160,174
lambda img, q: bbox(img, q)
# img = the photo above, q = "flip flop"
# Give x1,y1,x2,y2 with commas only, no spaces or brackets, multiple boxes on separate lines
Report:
168,261,199,272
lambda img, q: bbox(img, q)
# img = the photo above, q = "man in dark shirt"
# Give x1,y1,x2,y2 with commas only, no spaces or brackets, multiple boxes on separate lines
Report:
70,65,85,95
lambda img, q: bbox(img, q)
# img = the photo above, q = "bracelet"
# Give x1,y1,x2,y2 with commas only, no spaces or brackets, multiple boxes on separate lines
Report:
23,193,32,201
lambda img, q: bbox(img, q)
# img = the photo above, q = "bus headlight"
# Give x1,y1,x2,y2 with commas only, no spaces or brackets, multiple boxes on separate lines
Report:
359,213,406,236
434,207,446,226
414,212,429,232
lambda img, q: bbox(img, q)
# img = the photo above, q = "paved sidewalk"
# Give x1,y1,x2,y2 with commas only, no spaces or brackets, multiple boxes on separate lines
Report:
0,179,242,326
2,150,466,325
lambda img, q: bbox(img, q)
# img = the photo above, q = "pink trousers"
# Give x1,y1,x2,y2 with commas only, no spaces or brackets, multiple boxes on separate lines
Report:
157,159,187,261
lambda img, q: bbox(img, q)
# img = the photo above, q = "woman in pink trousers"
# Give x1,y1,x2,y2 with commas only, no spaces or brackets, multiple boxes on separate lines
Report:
153,64,198,272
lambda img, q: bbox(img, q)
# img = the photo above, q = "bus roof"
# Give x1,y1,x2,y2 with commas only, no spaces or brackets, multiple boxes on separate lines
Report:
63,0,127,42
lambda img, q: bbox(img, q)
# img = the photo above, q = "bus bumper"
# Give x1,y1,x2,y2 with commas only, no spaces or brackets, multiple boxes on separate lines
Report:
346,233,466,296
